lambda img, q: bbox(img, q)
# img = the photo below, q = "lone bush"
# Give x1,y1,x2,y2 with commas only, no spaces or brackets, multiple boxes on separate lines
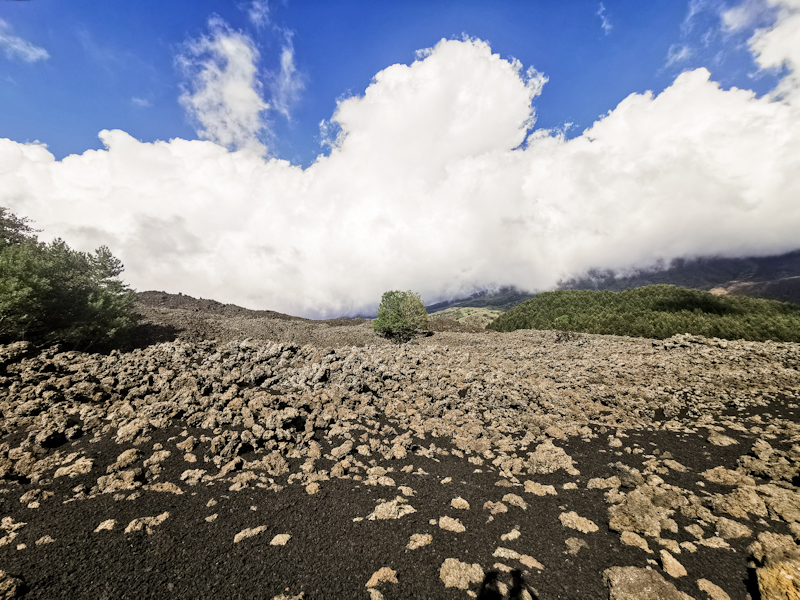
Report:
0,207,137,349
372,290,428,343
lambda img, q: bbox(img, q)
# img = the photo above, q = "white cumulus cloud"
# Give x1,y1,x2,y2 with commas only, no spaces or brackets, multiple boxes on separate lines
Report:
0,19,49,63
1,22,800,318
747,0,800,97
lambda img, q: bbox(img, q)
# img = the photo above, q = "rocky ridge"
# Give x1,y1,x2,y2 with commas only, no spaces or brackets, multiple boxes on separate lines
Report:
0,309,799,598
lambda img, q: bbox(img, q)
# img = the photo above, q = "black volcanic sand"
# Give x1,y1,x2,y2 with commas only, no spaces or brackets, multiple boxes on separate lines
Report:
1,413,794,600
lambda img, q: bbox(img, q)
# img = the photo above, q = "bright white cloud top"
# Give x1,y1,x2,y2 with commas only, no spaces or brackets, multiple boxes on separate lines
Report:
1,1,799,317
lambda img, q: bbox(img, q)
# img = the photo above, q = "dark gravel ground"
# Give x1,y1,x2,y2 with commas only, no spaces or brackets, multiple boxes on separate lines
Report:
0,418,791,599
1,292,798,599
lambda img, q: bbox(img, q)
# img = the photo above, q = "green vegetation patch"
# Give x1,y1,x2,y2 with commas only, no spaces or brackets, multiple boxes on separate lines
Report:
486,284,800,342
0,207,137,350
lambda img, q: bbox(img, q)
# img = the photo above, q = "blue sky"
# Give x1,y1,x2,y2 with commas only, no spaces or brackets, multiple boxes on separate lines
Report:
1,0,782,165
0,1,798,316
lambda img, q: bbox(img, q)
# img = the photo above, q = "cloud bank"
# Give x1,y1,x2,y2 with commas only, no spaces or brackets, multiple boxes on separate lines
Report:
1,4,800,317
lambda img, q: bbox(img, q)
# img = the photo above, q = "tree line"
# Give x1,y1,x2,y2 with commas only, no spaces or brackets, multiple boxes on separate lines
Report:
0,207,137,350
487,284,800,342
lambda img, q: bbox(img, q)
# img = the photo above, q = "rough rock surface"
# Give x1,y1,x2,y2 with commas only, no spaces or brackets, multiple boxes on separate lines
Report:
0,299,799,598
604,566,694,600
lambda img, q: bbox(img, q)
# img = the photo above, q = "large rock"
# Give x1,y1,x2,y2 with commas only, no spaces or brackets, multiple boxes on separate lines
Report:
603,567,694,600
0,570,25,599
758,484,800,524
710,486,767,520
609,486,678,538
439,558,483,590
749,532,800,567
748,531,800,600
525,439,579,475
739,440,799,482
756,560,800,600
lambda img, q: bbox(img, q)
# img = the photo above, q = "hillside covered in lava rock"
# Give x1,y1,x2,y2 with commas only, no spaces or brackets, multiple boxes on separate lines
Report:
1,296,800,599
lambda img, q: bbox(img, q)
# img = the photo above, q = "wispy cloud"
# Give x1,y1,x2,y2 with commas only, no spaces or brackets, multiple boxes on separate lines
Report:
269,32,305,118
0,18,49,63
666,44,693,66
597,3,612,35
131,97,152,108
667,0,769,70
247,0,270,28
177,18,269,154
722,0,771,31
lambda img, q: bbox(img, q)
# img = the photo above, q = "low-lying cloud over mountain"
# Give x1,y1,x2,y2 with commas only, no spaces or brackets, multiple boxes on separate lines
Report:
2,1,799,317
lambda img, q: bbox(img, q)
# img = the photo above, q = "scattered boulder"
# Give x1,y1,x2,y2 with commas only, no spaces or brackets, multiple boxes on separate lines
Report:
438,516,465,533
659,550,687,578
710,487,767,520
0,570,25,599
124,512,169,535
524,480,557,495
94,520,116,532
406,533,432,550
749,531,800,566
714,517,752,539
559,511,598,533
756,560,800,600
450,497,470,510
365,567,397,588
565,537,589,555
621,531,652,553
368,498,415,520
696,579,730,600
526,440,579,476
700,467,755,487
603,566,694,600
707,432,738,447
439,558,483,590
484,501,508,515
608,486,678,538
739,440,799,482
234,526,266,544
502,493,528,510
54,457,93,479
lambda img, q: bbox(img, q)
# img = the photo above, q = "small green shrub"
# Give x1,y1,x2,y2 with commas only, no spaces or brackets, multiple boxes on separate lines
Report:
0,208,137,349
373,290,428,343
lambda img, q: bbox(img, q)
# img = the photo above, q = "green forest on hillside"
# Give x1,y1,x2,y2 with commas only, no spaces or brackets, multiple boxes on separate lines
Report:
486,284,800,342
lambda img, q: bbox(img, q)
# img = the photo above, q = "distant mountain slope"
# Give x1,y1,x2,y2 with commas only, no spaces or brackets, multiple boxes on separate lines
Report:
717,276,800,305
561,251,800,297
428,250,800,318
426,287,536,314
136,290,306,321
